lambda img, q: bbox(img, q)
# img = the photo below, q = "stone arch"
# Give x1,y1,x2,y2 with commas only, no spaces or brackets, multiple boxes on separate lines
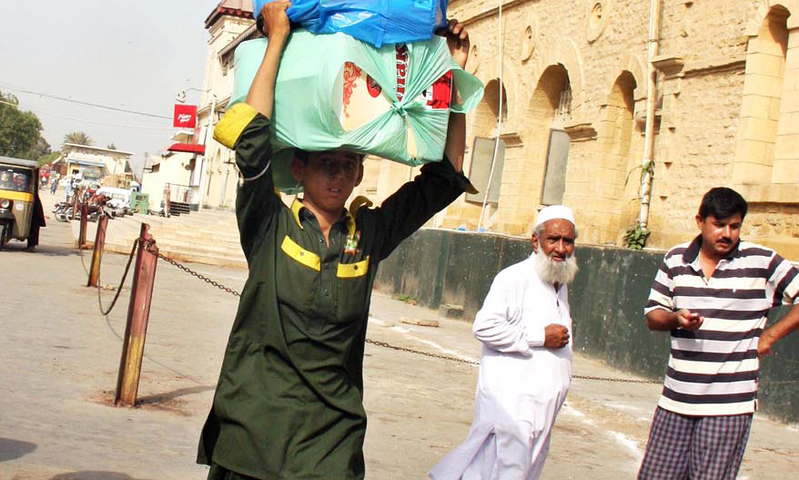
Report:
601,72,637,159
746,0,799,33
603,53,647,102
473,58,520,127
530,64,572,203
471,78,509,137
597,71,639,239
733,4,790,185
476,64,573,235
532,39,584,118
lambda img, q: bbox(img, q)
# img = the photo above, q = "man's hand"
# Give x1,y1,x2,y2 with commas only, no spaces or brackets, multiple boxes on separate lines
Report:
676,309,704,331
757,305,799,358
758,329,776,357
260,0,291,40
543,324,569,349
437,19,470,69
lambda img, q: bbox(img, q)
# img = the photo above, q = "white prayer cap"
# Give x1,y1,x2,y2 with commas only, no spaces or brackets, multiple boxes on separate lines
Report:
535,205,575,228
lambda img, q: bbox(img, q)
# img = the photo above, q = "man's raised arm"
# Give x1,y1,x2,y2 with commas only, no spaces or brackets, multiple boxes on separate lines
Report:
441,19,469,172
246,1,291,120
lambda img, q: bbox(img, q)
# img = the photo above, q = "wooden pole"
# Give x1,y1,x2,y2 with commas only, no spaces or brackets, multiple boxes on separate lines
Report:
114,223,159,407
87,214,108,287
70,186,80,220
78,202,89,248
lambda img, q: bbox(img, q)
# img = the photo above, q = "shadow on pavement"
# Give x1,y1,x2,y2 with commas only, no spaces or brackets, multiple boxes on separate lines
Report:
137,385,215,406
0,242,77,257
0,437,37,461
50,471,153,480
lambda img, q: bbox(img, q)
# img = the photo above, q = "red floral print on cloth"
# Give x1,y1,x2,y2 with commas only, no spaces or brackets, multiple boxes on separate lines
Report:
342,61,362,118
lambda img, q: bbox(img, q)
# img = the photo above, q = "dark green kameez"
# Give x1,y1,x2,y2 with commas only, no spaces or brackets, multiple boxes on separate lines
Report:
198,106,472,480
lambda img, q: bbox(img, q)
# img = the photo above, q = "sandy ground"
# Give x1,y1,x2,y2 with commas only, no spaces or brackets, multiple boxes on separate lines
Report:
0,194,797,480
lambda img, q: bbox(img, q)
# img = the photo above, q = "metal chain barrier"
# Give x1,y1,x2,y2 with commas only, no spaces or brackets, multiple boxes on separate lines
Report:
99,248,793,387
365,338,480,366
364,339,661,384
572,374,660,384
97,239,139,316
153,252,664,385
156,252,241,297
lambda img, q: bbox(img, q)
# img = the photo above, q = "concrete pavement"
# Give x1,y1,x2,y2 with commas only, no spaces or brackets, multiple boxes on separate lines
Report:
1,197,797,479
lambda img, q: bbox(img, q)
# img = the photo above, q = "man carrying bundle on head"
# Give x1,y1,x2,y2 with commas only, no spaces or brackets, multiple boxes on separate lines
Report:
197,2,477,479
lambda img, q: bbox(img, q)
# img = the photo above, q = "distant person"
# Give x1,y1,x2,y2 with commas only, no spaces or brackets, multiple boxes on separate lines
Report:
197,4,476,480
638,187,799,479
430,205,579,480
50,175,59,195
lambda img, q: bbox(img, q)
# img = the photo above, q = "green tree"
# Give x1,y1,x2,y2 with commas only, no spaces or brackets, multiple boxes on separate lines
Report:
63,131,93,148
38,151,60,166
30,136,51,159
0,91,43,160
107,143,117,150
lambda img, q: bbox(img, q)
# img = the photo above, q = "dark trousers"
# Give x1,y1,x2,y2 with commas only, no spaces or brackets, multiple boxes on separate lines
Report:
637,406,752,480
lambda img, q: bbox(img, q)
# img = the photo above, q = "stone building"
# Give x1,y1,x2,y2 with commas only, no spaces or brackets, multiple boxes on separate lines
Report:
141,0,254,213
429,0,799,258
193,0,799,258
194,0,256,211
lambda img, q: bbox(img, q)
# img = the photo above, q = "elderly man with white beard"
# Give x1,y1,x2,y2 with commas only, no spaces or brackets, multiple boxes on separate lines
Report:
429,205,578,480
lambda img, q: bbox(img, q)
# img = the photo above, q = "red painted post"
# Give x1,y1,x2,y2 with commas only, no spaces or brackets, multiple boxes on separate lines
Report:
87,214,109,287
78,202,89,248
114,223,159,407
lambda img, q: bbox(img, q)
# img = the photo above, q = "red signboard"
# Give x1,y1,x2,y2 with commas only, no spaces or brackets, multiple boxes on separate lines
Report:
173,104,198,128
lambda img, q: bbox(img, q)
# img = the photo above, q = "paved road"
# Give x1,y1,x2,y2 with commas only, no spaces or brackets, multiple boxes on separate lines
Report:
1,199,797,479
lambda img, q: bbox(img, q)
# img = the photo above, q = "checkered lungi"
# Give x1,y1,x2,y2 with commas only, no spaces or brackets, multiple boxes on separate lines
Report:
637,406,752,480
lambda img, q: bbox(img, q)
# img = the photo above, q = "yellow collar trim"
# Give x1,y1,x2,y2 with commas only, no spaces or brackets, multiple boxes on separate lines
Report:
347,195,372,237
291,195,373,236
290,198,304,229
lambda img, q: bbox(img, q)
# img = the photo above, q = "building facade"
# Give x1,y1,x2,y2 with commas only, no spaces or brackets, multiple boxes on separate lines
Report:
193,0,256,211
429,0,799,258
190,0,799,258
143,1,255,212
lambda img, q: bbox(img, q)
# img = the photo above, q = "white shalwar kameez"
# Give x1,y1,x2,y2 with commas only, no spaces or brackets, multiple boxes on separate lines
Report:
429,255,572,480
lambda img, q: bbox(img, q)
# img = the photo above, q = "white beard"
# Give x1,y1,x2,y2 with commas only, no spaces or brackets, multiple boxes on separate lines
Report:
533,248,579,285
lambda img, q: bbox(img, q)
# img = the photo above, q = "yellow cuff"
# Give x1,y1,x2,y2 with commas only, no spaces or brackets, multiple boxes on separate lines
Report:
213,103,259,149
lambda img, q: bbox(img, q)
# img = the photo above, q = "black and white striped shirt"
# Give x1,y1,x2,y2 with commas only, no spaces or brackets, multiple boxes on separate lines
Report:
645,236,799,416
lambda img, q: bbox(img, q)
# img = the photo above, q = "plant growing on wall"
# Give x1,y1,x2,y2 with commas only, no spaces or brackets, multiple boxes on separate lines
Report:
624,222,651,250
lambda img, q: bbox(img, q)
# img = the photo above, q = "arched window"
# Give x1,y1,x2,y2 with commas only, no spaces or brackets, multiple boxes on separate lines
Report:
466,79,508,205
532,65,572,205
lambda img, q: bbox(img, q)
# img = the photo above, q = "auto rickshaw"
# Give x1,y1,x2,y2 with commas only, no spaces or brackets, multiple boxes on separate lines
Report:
0,156,41,250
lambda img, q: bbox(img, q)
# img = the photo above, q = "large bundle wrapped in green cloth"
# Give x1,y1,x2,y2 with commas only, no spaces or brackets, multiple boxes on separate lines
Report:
228,29,483,192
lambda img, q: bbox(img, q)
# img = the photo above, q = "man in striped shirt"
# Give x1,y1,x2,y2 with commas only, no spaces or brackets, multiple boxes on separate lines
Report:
638,187,799,480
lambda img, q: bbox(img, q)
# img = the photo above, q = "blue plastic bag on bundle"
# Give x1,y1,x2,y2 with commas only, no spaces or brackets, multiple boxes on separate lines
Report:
253,0,448,47
224,29,483,193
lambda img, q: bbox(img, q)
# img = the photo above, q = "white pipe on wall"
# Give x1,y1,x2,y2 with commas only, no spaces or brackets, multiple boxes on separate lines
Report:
638,0,662,228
